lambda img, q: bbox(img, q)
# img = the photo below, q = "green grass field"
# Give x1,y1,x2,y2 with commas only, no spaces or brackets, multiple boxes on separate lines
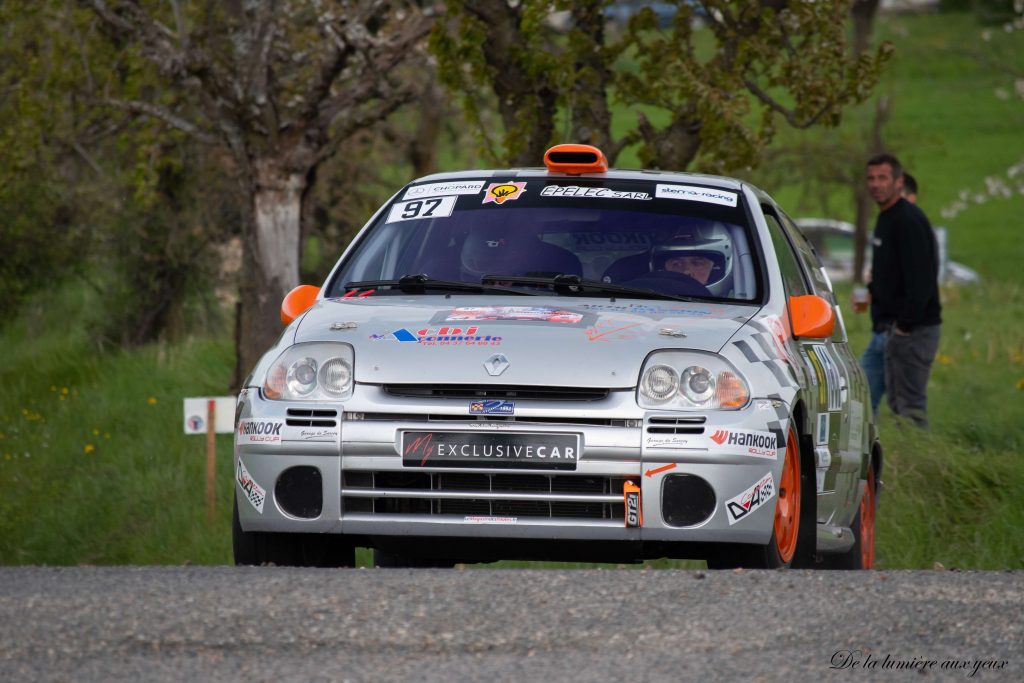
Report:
1,11,1022,568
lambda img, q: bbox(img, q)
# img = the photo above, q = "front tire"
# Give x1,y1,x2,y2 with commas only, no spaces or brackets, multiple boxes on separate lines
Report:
232,495,355,567
707,426,815,569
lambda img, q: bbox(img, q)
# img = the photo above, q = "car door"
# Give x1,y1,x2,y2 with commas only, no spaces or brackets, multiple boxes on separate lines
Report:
762,205,850,527
778,209,870,527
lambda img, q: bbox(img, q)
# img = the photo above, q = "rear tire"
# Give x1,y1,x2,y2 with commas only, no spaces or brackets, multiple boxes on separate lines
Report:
233,495,355,567
707,426,815,569
825,461,876,569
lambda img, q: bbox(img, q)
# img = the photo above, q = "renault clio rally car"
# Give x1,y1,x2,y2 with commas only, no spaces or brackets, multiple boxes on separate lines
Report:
233,144,882,569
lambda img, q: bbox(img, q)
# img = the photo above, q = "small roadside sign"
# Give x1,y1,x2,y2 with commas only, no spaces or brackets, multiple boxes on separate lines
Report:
183,396,236,434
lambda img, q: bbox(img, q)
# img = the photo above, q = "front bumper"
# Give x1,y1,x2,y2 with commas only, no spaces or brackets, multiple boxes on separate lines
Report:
234,385,792,550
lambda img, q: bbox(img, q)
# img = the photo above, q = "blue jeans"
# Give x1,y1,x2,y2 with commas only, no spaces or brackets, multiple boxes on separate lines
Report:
861,330,887,414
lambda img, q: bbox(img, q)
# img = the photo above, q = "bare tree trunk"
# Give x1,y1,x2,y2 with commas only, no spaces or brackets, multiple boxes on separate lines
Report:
568,3,615,157
854,95,890,285
851,0,881,57
637,110,702,172
233,160,305,388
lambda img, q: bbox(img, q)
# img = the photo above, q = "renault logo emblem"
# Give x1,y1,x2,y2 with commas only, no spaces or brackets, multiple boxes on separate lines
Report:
484,354,510,377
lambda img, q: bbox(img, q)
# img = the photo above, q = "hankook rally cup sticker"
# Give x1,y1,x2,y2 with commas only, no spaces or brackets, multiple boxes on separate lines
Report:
237,418,284,445
655,184,738,207
236,459,266,514
707,429,779,459
482,182,527,205
725,472,775,525
402,180,485,200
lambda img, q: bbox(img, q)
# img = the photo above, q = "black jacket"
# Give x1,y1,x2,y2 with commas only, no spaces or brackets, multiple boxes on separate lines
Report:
868,198,942,332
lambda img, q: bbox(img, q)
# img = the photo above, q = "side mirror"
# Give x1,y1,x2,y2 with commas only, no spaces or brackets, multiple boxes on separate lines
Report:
789,294,835,339
281,285,321,325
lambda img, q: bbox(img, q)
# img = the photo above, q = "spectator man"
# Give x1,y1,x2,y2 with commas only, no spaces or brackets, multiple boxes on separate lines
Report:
858,170,920,415
865,154,942,428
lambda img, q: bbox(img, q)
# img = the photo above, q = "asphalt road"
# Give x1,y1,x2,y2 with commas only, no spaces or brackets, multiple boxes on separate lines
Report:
1,567,1020,682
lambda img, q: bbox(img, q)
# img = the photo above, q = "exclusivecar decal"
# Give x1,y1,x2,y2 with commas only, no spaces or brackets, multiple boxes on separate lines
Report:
386,196,458,224
469,400,514,415
441,306,584,324
708,429,778,459
237,419,284,445
655,184,738,207
540,185,652,201
403,180,485,200
725,472,775,525
370,326,502,346
482,182,526,205
236,459,266,514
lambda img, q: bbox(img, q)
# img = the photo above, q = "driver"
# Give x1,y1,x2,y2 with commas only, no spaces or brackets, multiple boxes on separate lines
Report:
649,224,733,295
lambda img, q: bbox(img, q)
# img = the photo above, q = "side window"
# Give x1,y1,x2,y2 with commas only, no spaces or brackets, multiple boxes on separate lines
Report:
779,212,832,295
763,211,809,297
779,211,848,343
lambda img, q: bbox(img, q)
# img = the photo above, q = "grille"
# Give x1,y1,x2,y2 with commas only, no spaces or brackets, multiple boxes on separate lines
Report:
350,413,627,427
381,384,610,401
341,471,629,520
286,408,338,427
646,416,706,435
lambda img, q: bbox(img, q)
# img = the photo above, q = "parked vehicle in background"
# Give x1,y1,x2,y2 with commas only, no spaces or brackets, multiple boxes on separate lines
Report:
232,144,882,570
795,218,981,285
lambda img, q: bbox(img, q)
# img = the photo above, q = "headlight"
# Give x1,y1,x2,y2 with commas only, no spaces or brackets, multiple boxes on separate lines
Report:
638,351,750,410
263,342,354,401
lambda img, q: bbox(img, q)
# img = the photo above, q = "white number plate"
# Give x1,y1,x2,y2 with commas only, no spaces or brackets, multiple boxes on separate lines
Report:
386,196,458,223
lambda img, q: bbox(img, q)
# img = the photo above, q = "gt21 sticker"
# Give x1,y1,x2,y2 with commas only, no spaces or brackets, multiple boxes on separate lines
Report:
725,473,775,525
655,184,738,207
236,459,266,514
403,181,484,200
237,419,284,445
386,196,457,223
708,429,778,459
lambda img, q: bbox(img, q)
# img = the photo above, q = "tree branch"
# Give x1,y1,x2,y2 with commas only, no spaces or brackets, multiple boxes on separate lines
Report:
106,98,219,143
742,76,836,129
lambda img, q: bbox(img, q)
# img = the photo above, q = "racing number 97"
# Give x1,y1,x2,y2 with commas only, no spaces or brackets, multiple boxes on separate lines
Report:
402,198,443,220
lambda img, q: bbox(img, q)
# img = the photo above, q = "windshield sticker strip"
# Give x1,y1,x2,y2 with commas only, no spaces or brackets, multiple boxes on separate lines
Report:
482,182,527,204
403,180,485,200
386,195,458,224
655,184,738,207
541,185,652,200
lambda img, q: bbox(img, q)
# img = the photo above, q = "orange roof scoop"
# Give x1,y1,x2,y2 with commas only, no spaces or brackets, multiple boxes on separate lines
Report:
544,144,608,175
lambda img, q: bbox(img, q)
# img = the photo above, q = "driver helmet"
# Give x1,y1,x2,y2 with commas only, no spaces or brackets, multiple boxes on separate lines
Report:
649,223,733,296
460,226,523,280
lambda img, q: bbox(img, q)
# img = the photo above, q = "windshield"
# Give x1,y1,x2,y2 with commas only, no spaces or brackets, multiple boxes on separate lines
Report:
327,178,762,302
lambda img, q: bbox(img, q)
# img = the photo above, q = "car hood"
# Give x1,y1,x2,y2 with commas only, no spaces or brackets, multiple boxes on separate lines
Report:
294,296,758,388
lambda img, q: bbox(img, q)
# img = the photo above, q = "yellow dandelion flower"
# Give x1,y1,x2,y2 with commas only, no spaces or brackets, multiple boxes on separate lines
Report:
4,453,10,461
50,385,57,392
92,429,100,436
147,396,158,405
936,353,953,366
59,395,66,402
1017,378,1024,391
83,444,95,454
21,408,29,416
104,433,111,439
61,387,69,395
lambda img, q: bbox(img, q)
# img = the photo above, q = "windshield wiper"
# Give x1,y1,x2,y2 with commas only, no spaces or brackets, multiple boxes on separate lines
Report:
480,274,699,302
344,274,539,296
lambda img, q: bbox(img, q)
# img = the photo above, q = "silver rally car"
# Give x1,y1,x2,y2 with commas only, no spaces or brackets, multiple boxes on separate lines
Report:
233,144,881,569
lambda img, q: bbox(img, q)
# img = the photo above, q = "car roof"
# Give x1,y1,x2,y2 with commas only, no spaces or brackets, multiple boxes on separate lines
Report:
408,167,747,192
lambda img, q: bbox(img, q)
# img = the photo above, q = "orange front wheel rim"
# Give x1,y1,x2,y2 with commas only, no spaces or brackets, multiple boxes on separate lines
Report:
774,428,800,564
861,465,876,569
